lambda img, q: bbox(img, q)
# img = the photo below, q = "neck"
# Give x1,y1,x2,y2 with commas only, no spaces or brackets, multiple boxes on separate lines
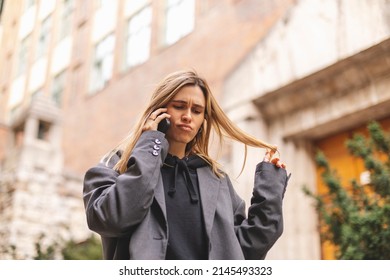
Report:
168,142,187,159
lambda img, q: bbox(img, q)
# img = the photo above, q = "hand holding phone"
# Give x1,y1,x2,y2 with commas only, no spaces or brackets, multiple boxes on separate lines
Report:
144,108,170,133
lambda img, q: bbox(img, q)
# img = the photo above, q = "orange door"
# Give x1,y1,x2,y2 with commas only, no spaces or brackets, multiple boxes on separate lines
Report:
314,118,390,259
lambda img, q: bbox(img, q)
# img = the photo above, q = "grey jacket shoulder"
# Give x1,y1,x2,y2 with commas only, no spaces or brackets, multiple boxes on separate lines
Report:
83,130,169,238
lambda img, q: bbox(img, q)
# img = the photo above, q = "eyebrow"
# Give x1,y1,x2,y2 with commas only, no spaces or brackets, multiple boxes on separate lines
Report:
171,100,205,109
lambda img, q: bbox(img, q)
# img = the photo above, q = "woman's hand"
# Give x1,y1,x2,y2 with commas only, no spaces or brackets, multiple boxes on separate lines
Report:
142,108,171,132
263,148,286,169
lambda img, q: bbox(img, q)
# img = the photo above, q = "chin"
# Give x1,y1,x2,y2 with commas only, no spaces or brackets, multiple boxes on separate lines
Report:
169,131,195,143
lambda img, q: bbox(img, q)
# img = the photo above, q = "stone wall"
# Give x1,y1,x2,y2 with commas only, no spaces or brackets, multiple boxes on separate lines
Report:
0,97,89,259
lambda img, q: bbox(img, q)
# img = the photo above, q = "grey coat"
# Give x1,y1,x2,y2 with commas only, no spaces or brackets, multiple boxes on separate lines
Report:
83,130,290,260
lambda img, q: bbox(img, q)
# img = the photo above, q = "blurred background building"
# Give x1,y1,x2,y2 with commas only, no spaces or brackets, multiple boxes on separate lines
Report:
0,0,389,259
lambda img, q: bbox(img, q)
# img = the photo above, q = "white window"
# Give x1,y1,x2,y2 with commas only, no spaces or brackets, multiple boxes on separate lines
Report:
17,36,30,76
125,5,152,69
59,0,74,40
51,71,66,106
10,105,22,123
37,15,52,58
165,0,195,45
90,34,115,92
24,0,35,11
95,0,110,9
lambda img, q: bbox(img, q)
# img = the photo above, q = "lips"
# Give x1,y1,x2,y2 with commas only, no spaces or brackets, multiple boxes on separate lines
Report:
177,124,193,131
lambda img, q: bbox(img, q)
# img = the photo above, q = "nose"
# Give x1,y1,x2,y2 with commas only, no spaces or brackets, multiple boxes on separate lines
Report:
181,109,192,122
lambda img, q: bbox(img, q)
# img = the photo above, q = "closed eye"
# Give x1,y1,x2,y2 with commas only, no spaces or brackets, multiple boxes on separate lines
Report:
170,100,205,114
192,108,203,114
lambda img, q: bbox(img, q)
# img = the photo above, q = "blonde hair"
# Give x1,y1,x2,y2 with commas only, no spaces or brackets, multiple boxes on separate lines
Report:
108,70,277,176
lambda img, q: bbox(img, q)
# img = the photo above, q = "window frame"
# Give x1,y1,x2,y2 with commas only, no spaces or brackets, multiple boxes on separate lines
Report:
124,4,152,70
36,15,52,59
51,71,66,106
17,35,30,76
164,0,195,46
58,0,74,41
89,33,115,93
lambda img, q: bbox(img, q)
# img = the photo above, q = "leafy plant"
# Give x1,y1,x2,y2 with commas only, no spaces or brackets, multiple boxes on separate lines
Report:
34,234,58,260
61,234,102,260
304,121,390,259
33,234,102,260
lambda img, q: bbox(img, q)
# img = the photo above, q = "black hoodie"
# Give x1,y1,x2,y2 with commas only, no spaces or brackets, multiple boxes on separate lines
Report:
161,153,209,260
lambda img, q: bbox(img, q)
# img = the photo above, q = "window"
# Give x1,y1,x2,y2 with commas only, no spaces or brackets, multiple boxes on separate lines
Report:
17,35,30,76
51,71,66,106
59,0,74,40
165,0,195,45
24,0,35,11
9,105,21,122
95,0,110,9
37,120,51,141
90,34,115,92
37,15,52,58
124,5,152,69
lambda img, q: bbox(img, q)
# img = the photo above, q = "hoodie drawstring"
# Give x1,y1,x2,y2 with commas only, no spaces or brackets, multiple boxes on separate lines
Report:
167,157,199,203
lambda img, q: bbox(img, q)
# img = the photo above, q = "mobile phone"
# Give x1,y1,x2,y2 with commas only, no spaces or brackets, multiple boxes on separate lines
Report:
157,118,171,134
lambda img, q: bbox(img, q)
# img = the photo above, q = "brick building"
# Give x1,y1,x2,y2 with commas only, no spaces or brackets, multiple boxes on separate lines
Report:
0,0,389,259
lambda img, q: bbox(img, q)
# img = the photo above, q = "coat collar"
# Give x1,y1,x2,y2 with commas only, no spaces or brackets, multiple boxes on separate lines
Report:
197,167,221,238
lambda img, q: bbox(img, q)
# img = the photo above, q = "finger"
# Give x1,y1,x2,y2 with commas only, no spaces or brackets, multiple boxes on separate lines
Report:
144,113,171,132
271,157,281,167
154,113,170,123
269,148,276,159
271,158,286,169
149,108,168,120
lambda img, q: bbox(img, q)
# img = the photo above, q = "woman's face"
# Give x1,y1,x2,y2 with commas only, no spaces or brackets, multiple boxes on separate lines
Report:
165,85,206,148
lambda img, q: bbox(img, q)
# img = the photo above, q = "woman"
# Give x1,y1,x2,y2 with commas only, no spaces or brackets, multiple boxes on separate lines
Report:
83,70,290,260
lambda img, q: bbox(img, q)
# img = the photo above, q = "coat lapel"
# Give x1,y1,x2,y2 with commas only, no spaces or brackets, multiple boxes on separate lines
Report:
153,176,167,220
197,167,221,238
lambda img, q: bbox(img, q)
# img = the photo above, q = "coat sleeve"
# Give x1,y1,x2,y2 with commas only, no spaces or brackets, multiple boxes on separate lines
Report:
232,162,290,260
83,130,169,237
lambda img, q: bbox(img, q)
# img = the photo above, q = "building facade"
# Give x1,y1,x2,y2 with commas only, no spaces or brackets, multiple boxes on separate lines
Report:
0,0,389,259
222,0,390,259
